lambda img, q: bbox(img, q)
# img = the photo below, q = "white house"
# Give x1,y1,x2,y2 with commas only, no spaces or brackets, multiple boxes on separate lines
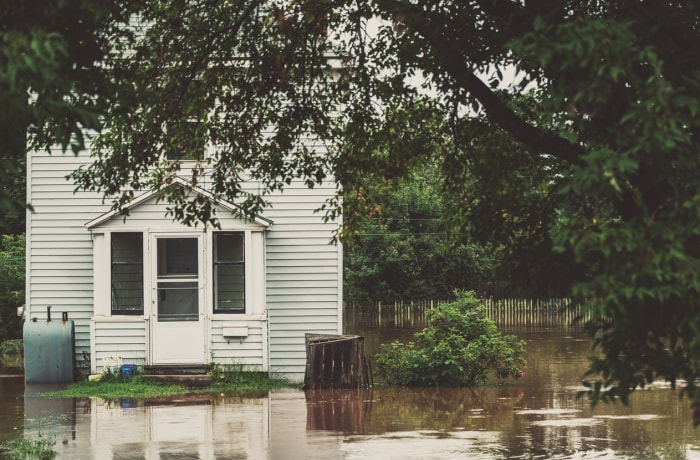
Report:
25,148,342,380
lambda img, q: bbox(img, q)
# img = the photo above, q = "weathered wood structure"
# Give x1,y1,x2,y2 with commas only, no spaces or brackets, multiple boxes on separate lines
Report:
303,334,371,390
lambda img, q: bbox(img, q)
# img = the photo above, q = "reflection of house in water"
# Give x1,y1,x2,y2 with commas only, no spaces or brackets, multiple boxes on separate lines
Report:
23,389,348,460
24,384,78,446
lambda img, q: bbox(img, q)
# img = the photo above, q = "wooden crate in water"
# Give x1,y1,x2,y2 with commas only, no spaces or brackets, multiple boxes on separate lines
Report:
303,334,372,390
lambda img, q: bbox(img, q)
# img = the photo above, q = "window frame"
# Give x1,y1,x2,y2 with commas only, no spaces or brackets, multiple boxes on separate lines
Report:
110,232,145,316
165,119,209,162
165,78,212,163
212,231,246,315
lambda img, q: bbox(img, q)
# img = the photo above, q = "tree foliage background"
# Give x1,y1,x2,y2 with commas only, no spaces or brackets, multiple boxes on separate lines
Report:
7,0,700,421
344,161,497,303
0,0,138,220
0,235,25,341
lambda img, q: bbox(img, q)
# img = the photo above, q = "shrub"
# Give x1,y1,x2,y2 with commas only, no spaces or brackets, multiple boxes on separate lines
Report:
375,291,526,386
0,435,56,460
0,234,25,341
0,338,23,355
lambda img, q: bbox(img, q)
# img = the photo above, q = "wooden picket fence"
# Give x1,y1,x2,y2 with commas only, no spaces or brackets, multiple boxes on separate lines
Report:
345,298,586,328
481,298,583,327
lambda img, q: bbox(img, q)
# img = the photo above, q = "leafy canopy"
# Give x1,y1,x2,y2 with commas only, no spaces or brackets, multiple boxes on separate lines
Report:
0,234,26,341
344,157,497,303
0,0,139,228
14,1,700,422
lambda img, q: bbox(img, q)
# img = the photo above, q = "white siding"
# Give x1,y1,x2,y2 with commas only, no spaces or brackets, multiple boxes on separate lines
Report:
28,148,342,379
92,319,148,373
27,148,110,368
256,182,342,378
210,319,267,370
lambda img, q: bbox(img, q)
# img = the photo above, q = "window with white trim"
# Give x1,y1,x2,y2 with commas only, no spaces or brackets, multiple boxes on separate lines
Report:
166,79,208,161
111,233,144,315
166,119,207,161
213,232,245,314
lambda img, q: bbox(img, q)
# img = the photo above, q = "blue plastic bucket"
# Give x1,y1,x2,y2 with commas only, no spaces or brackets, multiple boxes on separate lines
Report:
120,364,137,379
120,398,137,408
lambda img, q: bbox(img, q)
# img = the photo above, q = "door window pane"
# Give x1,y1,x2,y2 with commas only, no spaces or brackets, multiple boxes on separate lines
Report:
157,238,198,278
214,233,245,313
111,233,143,315
157,281,199,321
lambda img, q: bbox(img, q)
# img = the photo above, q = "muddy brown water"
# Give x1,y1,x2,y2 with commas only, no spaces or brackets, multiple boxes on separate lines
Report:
2,318,700,459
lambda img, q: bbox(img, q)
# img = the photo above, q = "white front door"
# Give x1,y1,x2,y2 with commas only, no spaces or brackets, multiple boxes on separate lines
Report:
151,235,207,364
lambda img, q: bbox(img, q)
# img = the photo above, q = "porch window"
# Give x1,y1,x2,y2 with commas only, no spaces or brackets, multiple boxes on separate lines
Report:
111,233,144,315
213,232,245,314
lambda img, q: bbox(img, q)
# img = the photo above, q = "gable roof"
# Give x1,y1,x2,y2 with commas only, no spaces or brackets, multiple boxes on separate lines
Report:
85,176,272,229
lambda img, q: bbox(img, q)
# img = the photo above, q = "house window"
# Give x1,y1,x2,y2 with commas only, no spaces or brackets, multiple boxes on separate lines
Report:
166,120,206,161
111,233,143,315
166,79,207,161
213,232,245,314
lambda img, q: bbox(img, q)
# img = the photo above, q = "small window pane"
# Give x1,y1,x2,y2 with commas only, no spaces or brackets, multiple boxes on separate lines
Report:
166,120,205,161
112,233,142,263
214,232,245,314
111,233,143,315
215,265,244,312
157,281,199,321
215,233,244,262
157,238,198,278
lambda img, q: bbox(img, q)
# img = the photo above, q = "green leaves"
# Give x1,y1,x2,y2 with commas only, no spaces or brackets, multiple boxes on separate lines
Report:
1,31,67,89
344,157,496,303
0,1,140,227
13,0,700,424
0,234,25,341
375,291,526,386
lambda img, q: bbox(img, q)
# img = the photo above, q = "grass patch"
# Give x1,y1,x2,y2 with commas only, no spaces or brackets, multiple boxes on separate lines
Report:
207,370,296,397
0,339,23,355
50,375,189,399
46,367,297,400
0,435,56,460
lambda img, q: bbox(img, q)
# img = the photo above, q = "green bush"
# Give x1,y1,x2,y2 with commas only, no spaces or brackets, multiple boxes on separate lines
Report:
375,291,526,386
0,234,25,341
0,338,23,355
0,435,56,460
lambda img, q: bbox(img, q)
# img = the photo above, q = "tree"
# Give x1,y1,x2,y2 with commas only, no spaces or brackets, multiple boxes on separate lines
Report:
45,1,700,422
0,0,138,229
0,235,25,341
344,158,497,303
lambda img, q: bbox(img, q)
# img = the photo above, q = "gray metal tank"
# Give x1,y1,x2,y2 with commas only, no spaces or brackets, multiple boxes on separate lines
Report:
23,307,75,384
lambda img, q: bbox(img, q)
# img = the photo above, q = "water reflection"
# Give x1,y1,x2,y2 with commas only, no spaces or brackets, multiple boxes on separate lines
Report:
3,325,700,458
0,376,23,442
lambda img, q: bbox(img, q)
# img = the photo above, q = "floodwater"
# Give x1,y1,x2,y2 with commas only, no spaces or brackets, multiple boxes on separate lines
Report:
2,316,700,459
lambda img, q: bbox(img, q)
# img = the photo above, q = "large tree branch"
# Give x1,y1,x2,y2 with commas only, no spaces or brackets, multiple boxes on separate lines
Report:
375,0,586,168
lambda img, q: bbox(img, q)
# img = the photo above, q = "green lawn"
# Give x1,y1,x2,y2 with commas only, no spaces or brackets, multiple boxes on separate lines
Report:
46,371,297,400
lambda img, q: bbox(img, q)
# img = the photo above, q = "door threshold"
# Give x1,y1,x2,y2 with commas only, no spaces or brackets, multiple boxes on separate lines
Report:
144,364,210,375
